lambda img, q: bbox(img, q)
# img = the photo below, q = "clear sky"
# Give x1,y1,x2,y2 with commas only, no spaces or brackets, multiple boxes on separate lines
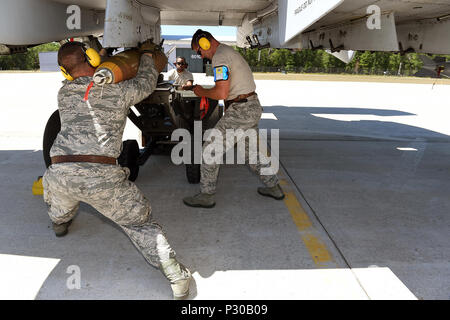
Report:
161,25,237,36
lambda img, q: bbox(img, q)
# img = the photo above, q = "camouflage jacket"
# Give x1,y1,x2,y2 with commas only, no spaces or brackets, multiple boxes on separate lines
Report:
50,54,158,159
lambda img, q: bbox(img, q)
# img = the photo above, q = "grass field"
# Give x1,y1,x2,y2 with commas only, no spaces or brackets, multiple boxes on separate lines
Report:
253,72,450,85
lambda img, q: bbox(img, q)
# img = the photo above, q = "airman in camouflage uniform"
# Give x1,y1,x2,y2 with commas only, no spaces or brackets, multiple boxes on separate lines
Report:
42,41,191,299
183,30,285,208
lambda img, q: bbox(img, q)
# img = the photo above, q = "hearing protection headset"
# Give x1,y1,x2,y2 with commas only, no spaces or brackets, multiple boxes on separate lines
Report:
60,42,101,81
196,31,211,51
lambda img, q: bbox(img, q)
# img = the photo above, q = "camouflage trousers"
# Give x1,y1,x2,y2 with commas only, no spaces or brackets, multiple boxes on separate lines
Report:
43,163,175,267
200,95,279,194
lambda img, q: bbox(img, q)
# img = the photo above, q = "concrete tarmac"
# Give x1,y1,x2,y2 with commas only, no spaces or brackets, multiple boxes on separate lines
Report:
0,72,449,300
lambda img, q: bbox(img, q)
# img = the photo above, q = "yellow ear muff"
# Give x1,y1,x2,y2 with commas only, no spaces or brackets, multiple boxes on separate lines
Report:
84,47,101,68
60,66,74,81
198,37,211,51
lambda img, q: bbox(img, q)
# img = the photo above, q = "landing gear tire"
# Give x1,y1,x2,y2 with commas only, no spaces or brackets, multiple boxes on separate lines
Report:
118,139,140,182
204,104,224,129
43,110,61,168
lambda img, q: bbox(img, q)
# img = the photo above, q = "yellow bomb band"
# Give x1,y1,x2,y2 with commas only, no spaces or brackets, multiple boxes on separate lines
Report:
213,65,229,81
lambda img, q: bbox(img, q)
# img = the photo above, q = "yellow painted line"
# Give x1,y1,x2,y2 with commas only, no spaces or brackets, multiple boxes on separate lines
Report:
280,176,335,268
301,232,333,267
284,191,311,231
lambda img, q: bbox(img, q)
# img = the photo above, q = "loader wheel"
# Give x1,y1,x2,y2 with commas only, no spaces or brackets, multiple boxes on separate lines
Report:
185,135,200,184
186,164,200,184
118,139,140,182
43,110,61,168
204,104,224,129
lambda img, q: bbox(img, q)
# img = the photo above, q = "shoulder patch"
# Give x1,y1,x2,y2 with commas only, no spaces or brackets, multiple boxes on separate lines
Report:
214,65,229,82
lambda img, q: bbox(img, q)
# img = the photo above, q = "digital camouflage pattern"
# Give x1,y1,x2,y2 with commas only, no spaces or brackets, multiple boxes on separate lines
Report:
43,55,177,268
50,55,157,159
200,95,279,194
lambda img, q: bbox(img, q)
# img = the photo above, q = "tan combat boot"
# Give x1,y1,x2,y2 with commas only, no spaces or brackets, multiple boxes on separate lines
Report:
160,258,192,300
257,184,285,200
183,193,215,208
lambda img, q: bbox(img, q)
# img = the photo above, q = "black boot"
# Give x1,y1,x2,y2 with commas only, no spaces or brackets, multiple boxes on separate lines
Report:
52,220,72,237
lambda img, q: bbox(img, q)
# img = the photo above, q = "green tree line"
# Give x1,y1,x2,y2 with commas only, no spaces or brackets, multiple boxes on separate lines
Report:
0,42,60,70
1,41,448,77
235,47,432,76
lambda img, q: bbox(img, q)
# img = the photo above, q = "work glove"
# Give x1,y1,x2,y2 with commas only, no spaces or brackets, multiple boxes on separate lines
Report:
150,50,168,73
138,39,160,54
139,39,167,73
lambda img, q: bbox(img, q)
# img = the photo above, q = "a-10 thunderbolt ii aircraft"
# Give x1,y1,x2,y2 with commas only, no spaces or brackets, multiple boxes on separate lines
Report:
1,0,450,183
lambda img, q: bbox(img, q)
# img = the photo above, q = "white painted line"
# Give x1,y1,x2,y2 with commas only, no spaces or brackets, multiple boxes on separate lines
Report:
261,113,278,120
191,267,416,300
396,147,418,151
0,254,60,300
353,267,417,300
311,114,409,122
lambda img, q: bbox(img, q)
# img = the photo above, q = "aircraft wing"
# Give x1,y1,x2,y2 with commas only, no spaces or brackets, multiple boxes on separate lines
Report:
1,0,450,54
239,0,450,55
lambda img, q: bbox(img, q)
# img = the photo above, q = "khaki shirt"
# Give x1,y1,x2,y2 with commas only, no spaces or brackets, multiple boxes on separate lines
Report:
50,55,158,159
167,68,194,86
212,43,256,100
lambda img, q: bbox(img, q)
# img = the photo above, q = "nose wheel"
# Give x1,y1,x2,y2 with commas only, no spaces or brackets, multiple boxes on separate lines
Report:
118,139,140,182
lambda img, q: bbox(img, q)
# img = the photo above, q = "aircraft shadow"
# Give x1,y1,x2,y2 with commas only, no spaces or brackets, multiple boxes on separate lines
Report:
0,106,449,298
